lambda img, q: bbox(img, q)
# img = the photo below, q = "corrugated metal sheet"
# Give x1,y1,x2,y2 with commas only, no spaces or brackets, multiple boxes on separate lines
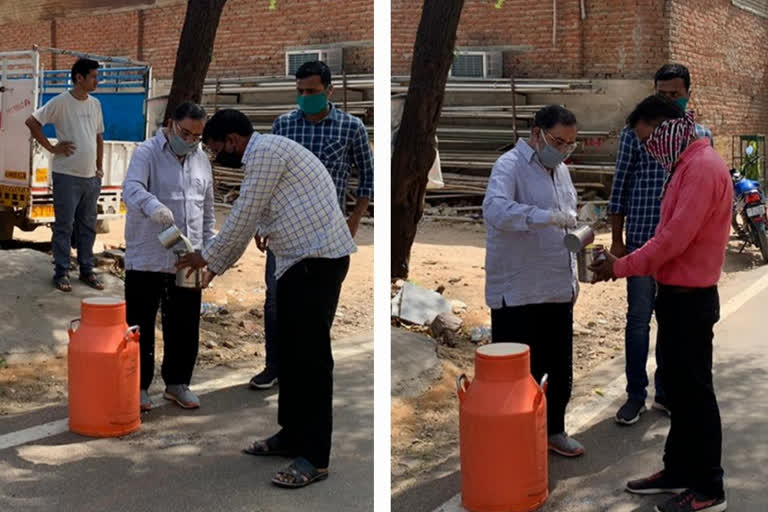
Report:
732,0,768,18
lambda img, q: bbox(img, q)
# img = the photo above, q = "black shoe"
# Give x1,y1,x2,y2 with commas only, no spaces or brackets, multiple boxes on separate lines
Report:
653,397,672,416
249,368,278,390
626,470,688,495
616,398,647,425
654,489,727,512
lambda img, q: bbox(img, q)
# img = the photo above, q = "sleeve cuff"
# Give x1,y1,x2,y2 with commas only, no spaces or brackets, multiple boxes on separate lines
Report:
202,246,225,275
356,188,374,201
529,209,552,227
614,257,630,278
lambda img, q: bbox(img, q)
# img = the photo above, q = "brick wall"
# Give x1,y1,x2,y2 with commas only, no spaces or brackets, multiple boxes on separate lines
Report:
668,0,768,163
0,0,373,79
392,0,668,78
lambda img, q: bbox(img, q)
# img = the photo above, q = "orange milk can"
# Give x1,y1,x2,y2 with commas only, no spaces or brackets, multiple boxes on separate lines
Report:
67,297,141,437
457,343,548,512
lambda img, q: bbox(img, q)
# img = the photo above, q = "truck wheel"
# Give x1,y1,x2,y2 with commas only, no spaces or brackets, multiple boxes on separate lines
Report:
95,219,110,234
0,211,15,241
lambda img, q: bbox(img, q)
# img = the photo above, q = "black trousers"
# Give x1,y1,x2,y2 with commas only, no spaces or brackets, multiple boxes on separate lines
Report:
125,270,202,390
275,256,350,469
656,285,724,498
490,301,573,435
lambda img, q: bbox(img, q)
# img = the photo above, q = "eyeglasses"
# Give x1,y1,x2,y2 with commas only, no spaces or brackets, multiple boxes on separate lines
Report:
544,131,578,154
176,123,203,142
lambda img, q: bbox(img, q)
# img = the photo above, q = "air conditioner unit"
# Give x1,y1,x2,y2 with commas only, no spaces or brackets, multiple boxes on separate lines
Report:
285,47,343,76
450,50,503,79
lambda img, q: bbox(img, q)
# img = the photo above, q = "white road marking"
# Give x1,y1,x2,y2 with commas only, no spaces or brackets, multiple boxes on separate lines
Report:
0,339,372,453
432,274,768,512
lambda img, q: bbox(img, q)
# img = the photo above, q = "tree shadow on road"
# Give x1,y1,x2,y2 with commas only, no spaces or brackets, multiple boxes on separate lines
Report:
394,353,768,512
0,349,373,512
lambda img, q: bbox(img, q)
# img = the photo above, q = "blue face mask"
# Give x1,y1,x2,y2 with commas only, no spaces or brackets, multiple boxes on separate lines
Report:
169,125,199,156
297,92,329,115
675,97,689,110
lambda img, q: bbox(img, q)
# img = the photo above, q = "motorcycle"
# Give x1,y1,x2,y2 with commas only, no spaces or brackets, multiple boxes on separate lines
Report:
731,145,768,263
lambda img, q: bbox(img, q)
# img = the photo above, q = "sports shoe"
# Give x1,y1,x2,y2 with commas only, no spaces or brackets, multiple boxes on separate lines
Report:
653,398,672,416
163,384,200,409
655,489,727,512
626,470,688,495
140,389,152,412
616,399,647,425
249,368,278,390
547,432,584,457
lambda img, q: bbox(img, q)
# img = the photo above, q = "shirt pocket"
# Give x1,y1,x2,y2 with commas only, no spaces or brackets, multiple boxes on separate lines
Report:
186,177,207,202
321,140,347,169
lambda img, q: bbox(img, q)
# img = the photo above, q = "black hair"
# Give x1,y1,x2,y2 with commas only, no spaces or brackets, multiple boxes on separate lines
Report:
533,105,577,130
172,102,206,122
295,60,332,88
654,63,691,91
202,109,254,143
626,94,685,128
71,58,100,83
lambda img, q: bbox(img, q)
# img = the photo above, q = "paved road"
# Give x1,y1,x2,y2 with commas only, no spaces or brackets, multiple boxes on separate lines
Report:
395,266,768,512
0,334,373,512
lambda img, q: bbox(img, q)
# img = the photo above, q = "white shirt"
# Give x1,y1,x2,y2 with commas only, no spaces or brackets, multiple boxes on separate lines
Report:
483,139,578,309
203,133,357,279
123,130,215,274
32,91,104,178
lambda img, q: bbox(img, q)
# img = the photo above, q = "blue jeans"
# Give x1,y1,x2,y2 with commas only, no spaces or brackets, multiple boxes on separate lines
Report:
625,275,665,402
264,248,278,372
52,173,100,279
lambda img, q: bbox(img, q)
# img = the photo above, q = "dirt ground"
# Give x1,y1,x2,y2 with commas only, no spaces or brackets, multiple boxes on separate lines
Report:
391,218,765,495
0,209,372,416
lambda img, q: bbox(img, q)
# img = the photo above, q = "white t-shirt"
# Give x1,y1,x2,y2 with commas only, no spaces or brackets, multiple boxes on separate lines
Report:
32,92,104,178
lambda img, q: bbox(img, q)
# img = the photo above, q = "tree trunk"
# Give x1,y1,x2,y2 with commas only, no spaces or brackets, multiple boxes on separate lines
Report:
391,0,465,279
163,0,228,125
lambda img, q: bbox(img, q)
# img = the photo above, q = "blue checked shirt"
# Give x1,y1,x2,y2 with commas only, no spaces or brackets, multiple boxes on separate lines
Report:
272,103,374,211
608,124,712,251
202,133,357,279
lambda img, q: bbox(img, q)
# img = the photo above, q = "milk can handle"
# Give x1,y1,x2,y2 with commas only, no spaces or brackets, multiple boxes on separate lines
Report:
68,318,81,340
456,373,470,402
533,373,549,409
124,325,140,341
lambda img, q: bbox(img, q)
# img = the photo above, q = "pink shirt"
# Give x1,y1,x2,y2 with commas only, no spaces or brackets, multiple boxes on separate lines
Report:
614,138,733,287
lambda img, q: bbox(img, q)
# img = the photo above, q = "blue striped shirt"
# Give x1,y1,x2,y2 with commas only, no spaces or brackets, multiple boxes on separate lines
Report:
272,103,373,211
608,124,712,251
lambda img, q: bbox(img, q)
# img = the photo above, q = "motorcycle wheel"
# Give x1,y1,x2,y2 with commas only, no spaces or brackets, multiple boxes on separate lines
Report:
757,224,768,264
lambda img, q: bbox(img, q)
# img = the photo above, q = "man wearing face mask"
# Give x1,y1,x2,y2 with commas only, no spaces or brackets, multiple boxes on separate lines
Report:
246,60,374,390
122,102,214,412
483,105,584,457
592,95,730,512
177,109,356,489
609,64,712,426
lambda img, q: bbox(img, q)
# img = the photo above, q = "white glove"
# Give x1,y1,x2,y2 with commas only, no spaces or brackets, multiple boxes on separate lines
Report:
150,206,175,227
549,210,578,229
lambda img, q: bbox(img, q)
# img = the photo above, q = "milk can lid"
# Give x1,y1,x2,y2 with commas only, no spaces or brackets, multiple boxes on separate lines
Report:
477,342,529,357
82,297,124,306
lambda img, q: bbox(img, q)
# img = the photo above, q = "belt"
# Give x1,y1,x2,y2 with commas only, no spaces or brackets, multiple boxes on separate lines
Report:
657,283,716,294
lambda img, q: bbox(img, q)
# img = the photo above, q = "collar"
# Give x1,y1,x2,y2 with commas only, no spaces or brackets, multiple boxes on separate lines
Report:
677,137,710,167
516,138,538,164
242,132,262,161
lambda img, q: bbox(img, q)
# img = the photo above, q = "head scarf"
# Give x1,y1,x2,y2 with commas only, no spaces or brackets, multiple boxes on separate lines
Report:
645,110,696,171
645,110,696,199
